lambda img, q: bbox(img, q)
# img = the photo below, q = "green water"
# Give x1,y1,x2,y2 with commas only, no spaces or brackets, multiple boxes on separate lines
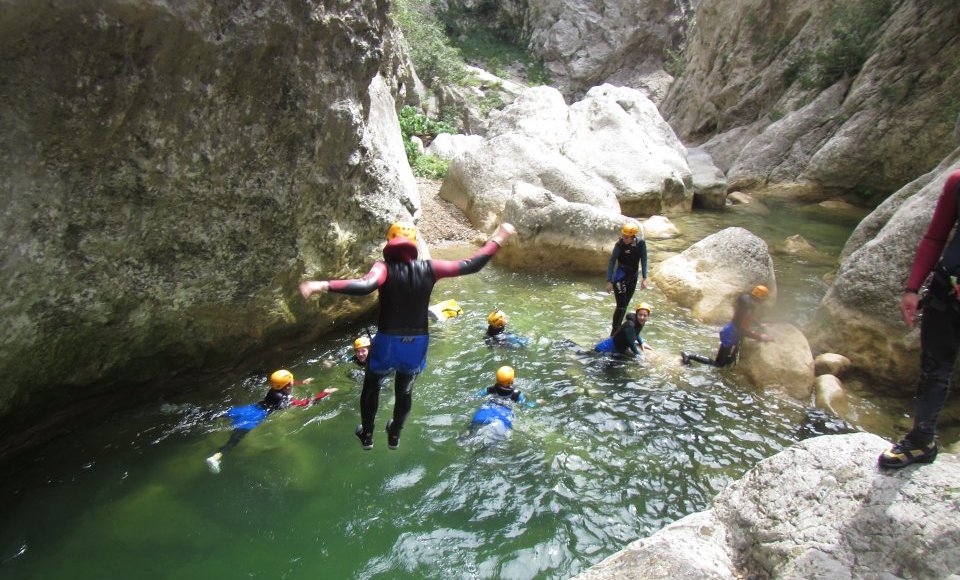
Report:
0,200,910,579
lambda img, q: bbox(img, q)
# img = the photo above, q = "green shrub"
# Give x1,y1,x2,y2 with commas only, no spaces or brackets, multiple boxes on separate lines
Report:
398,105,454,179
813,0,892,87
392,0,468,85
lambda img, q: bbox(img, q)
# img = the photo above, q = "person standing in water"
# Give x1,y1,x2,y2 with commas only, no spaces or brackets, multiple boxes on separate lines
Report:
300,221,516,450
681,285,773,367
206,370,337,473
879,168,960,468
606,221,648,335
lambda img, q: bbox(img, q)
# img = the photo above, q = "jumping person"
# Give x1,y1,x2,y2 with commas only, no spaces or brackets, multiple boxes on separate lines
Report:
681,285,773,367
594,302,654,357
879,168,960,468
485,308,530,348
606,221,649,335
300,221,516,450
206,370,337,473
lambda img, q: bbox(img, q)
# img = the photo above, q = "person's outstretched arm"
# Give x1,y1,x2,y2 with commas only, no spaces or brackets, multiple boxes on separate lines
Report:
432,223,516,280
300,262,388,299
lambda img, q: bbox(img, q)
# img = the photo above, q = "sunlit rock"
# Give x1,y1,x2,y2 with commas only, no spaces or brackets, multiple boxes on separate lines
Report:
650,227,776,324
576,433,960,579
740,323,814,401
814,374,848,416
814,353,851,377
641,216,680,240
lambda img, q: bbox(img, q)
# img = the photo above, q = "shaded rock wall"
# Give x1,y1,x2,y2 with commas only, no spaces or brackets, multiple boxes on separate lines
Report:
0,0,416,448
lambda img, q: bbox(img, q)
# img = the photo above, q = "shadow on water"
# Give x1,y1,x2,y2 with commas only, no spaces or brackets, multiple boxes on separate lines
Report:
0,198,936,580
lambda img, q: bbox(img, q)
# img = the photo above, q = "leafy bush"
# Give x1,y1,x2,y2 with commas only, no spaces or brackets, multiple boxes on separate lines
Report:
398,106,454,179
814,0,892,87
392,0,468,85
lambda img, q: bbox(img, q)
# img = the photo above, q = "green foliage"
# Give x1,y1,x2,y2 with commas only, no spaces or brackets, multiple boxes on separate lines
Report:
392,0,468,85
813,0,893,88
441,17,550,86
398,105,453,179
664,48,685,78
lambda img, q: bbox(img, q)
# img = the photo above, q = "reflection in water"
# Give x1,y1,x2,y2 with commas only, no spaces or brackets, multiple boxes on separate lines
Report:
0,201,911,580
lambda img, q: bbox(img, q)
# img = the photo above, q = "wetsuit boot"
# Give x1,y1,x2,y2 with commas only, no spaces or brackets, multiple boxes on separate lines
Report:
355,425,374,450
385,420,401,450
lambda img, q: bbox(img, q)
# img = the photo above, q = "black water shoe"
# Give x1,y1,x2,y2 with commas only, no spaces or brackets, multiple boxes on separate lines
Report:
878,438,937,468
355,425,373,450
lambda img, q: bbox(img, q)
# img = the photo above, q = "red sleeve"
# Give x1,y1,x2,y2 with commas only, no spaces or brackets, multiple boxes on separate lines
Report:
431,240,501,279
289,397,310,407
328,261,388,295
906,171,960,291
312,391,330,401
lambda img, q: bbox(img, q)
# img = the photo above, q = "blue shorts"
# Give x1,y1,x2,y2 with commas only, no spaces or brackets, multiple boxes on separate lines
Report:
594,336,617,353
719,322,741,348
368,333,430,375
227,404,269,430
471,402,514,430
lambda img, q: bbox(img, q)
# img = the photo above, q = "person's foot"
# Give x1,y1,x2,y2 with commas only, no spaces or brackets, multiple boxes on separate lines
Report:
206,454,222,474
355,425,373,450
878,437,937,468
385,420,400,450
680,351,691,365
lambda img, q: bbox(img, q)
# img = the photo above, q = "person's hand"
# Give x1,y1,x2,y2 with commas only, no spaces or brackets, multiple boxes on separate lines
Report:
491,223,516,245
642,343,653,352
300,280,329,299
323,387,338,394
901,291,920,329
640,277,649,290
605,281,613,293
302,377,314,385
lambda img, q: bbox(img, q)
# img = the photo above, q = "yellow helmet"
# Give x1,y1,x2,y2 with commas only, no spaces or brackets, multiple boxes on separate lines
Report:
386,222,417,243
354,336,371,350
270,369,294,389
621,222,640,237
751,285,770,300
487,309,507,328
636,302,653,315
495,365,515,386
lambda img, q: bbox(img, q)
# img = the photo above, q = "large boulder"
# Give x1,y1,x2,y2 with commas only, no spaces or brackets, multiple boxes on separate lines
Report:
498,182,632,273
808,153,960,386
0,0,412,450
439,84,693,232
739,323,815,401
574,433,960,579
650,227,776,324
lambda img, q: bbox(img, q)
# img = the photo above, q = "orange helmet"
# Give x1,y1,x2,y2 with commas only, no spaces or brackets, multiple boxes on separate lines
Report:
636,302,653,315
354,336,371,350
621,222,640,237
270,369,294,389
487,309,507,329
386,222,417,243
751,285,770,300
495,365,515,386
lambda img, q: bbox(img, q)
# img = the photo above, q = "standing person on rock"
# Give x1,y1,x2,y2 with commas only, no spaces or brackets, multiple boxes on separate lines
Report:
880,168,960,468
606,221,648,335
300,221,516,451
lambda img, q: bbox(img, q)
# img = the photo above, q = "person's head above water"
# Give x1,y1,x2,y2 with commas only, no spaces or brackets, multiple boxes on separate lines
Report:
620,221,640,239
383,221,418,262
270,369,294,390
354,336,371,363
751,285,770,300
635,302,653,324
487,308,508,329
495,365,515,387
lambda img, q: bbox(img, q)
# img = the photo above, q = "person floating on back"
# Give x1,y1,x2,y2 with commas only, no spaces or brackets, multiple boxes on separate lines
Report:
206,370,337,473
484,308,530,348
594,302,654,357
606,221,648,335
469,366,531,440
681,285,773,367
300,221,516,450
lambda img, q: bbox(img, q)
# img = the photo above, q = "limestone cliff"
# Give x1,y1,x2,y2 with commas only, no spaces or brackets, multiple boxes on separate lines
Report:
661,0,960,199
0,0,417,450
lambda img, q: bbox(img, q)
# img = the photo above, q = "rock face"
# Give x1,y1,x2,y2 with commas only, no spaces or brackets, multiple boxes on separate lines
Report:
650,227,776,324
574,433,960,579
439,84,692,231
0,0,414,444
808,154,960,386
661,0,960,199
739,323,814,401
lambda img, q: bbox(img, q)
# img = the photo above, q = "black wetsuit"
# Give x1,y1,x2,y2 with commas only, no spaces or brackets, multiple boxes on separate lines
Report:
612,312,646,355
607,237,648,334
